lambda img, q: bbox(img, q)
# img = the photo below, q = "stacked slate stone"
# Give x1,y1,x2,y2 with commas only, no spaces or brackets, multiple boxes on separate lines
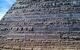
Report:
0,0,80,50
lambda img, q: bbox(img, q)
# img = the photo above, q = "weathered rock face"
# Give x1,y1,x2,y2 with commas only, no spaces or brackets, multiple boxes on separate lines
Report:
0,0,80,50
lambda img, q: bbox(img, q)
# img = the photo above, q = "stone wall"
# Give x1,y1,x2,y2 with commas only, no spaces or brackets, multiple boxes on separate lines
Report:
0,0,80,50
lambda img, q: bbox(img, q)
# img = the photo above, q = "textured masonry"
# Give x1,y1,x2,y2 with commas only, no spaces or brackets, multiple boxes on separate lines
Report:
0,0,80,50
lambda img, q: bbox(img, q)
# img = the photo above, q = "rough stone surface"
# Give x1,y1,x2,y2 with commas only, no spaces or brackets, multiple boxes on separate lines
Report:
0,0,80,50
